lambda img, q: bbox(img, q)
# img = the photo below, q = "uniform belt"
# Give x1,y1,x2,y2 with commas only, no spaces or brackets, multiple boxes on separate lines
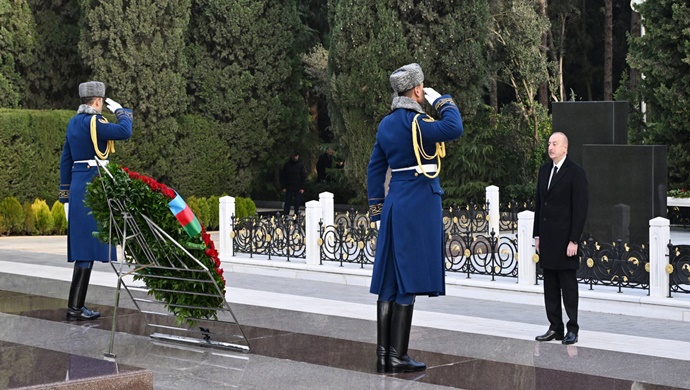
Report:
74,159,109,167
390,164,437,174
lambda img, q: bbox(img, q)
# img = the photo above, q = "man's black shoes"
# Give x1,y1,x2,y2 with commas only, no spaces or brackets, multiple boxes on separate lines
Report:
562,332,578,345
535,330,564,342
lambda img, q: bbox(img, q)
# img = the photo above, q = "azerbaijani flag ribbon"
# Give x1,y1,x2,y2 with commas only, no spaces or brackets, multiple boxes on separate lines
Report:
168,193,202,237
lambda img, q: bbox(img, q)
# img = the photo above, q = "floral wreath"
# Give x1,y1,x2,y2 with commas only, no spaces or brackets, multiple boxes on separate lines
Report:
86,164,225,325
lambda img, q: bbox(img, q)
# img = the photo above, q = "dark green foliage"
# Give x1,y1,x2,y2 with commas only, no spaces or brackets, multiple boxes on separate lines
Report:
207,195,219,230
0,0,37,108
195,197,211,230
0,197,25,235
79,0,190,182
234,197,256,219
328,0,491,200
170,115,240,197
402,0,490,117
0,109,73,203
0,109,243,207
628,0,690,190
22,201,35,235
328,0,411,199
441,103,547,205
186,0,312,198
24,0,86,109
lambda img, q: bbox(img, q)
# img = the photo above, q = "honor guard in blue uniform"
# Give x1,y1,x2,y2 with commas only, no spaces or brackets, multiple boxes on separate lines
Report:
368,63,464,373
59,81,133,320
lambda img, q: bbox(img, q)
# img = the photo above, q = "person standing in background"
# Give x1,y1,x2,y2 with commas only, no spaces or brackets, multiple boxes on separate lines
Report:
533,132,589,345
59,81,133,320
316,148,344,183
280,151,306,216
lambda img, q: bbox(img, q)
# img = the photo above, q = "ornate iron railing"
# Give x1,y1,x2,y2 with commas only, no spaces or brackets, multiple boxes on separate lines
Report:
444,229,519,280
668,243,690,296
536,237,650,292
231,206,659,294
442,202,489,234
231,213,305,260
319,218,377,267
667,206,690,228
317,202,522,278
498,199,535,233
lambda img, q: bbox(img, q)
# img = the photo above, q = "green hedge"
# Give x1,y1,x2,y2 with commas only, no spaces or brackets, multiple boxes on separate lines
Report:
0,109,73,203
0,109,252,204
0,194,240,236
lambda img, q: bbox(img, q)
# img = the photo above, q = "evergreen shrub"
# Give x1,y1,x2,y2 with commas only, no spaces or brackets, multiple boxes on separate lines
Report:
31,199,53,235
23,202,36,235
207,195,219,230
51,200,67,234
0,197,25,234
196,197,211,230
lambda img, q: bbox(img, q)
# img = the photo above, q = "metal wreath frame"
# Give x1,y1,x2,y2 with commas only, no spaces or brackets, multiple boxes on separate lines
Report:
96,166,250,358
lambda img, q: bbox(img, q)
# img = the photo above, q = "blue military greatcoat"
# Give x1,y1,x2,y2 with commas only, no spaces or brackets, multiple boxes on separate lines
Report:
368,96,463,296
59,109,133,263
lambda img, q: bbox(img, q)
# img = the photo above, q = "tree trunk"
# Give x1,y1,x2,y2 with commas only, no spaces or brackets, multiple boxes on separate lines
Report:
629,8,642,92
604,0,613,100
537,0,549,107
489,75,498,113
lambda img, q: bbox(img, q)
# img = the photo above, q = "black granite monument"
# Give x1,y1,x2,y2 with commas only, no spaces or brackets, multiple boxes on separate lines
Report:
552,101,628,165
582,145,667,245
552,101,667,245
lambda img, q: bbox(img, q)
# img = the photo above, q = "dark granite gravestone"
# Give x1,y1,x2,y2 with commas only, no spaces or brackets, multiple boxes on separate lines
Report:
552,102,628,165
582,145,667,245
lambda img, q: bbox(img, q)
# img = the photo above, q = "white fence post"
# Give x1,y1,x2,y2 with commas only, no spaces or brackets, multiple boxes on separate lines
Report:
649,217,670,298
486,185,500,236
319,192,334,228
305,200,322,266
219,196,235,259
517,210,536,286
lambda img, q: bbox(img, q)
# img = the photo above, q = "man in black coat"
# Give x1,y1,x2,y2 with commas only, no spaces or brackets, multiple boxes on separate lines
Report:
533,132,589,345
280,152,306,216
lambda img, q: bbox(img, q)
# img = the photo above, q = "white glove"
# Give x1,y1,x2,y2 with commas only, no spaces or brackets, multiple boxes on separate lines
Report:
376,221,380,230
105,98,123,113
423,87,442,106
64,203,69,222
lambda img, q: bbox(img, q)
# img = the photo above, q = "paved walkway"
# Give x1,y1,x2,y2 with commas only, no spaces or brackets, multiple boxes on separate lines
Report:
1,234,690,389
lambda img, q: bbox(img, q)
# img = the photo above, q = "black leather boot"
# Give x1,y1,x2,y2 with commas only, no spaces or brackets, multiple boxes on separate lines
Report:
376,301,393,373
66,265,100,320
389,303,426,373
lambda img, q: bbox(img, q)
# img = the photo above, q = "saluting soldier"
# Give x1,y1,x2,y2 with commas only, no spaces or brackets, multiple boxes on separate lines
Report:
368,63,464,373
59,81,133,320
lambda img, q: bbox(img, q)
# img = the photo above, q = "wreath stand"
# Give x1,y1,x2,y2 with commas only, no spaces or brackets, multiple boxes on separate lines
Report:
98,172,250,359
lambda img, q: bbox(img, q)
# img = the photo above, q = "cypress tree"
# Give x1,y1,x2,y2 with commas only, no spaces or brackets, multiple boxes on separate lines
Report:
24,0,87,109
0,0,37,108
328,0,490,201
78,0,190,182
628,0,690,190
186,0,310,197
329,0,411,199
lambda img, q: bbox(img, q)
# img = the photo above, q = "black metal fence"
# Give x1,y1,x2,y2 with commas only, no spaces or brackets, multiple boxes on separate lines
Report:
576,237,649,292
319,218,377,267
668,243,690,296
439,202,517,279
317,202,522,280
498,199,535,233
229,205,690,296
231,213,305,260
